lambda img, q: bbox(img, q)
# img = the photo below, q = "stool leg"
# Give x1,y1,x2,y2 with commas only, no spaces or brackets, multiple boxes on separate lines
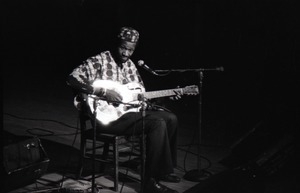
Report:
98,142,109,173
113,137,119,192
77,135,86,179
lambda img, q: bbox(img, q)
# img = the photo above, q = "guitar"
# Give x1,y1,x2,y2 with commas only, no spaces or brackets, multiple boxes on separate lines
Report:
85,80,199,125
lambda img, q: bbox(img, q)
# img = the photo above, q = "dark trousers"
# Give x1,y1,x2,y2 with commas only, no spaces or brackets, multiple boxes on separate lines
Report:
95,110,178,181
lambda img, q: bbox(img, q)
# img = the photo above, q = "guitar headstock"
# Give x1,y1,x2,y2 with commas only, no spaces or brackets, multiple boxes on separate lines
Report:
183,85,199,95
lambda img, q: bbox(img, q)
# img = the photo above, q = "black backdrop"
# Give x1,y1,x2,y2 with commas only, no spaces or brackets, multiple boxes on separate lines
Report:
3,0,299,145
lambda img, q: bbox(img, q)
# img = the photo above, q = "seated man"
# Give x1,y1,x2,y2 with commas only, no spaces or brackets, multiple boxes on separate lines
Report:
67,27,181,193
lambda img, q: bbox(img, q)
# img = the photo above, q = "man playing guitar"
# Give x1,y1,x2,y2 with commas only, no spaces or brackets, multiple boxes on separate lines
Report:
67,27,198,193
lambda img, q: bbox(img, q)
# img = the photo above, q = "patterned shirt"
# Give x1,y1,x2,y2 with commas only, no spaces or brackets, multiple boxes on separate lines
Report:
70,50,144,90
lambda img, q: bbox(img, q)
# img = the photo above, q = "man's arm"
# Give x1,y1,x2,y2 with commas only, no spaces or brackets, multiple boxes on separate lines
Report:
66,75,94,94
67,69,122,102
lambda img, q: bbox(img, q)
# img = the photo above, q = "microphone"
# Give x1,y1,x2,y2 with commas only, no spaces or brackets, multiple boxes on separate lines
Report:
216,66,224,71
137,60,159,76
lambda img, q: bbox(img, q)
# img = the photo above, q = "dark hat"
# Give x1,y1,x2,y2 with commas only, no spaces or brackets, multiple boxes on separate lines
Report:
118,27,139,43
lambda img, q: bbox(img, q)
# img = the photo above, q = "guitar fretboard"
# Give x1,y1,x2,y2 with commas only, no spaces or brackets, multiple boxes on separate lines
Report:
139,88,183,100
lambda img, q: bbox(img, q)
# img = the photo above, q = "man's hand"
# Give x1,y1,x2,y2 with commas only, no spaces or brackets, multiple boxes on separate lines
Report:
105,89,123,102
93,87,123,102
169,89,182,101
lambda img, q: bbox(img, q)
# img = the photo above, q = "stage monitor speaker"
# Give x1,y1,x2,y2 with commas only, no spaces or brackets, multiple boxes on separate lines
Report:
2,137,50,192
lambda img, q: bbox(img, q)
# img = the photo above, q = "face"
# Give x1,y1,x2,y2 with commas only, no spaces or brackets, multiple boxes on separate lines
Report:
116,40,137,63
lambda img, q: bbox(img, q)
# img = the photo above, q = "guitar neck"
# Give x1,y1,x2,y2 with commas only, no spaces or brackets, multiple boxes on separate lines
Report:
142,88,182,100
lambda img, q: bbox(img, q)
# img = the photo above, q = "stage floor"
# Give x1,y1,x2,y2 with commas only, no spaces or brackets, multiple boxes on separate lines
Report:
2,77,298,193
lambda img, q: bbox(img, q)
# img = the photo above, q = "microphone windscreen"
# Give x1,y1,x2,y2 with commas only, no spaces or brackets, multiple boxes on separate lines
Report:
137,60,144,66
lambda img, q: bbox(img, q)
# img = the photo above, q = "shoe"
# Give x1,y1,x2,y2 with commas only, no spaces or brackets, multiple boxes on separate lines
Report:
160,174,181,183
143,178,179,193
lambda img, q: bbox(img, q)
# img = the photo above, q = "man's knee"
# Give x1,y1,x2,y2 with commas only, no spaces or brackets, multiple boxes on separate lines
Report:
148,118,168,134
168,113,178,123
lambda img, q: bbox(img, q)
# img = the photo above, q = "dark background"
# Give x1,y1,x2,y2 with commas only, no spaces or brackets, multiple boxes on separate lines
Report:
3,0,299,145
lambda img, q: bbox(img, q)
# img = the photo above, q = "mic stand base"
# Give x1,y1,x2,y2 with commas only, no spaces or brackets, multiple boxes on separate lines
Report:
183,169,211,182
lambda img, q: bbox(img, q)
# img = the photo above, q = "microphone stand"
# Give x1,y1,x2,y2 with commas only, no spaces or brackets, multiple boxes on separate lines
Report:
138,94,147,193
183,70,211,181
154,67,224,182
91,99,101,193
